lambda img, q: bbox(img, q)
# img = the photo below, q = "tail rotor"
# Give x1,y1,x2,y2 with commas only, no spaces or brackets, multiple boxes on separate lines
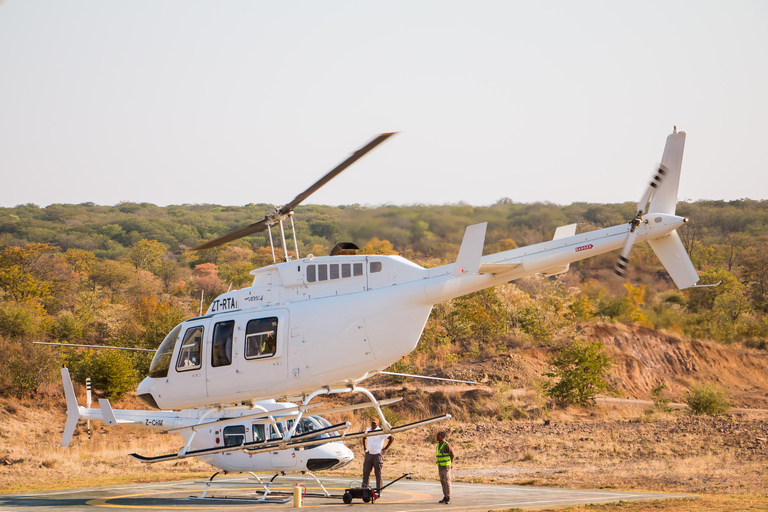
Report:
613,163,669,278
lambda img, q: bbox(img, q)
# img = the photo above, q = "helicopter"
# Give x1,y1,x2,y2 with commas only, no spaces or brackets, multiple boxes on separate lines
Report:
59,365,447,498
61,128,700,464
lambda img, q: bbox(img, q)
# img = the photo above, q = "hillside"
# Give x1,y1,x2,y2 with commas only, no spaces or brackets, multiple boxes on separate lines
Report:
370,323,768,421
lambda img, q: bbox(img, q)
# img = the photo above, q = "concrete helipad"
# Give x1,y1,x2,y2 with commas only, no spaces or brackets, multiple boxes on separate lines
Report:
0,475,694,511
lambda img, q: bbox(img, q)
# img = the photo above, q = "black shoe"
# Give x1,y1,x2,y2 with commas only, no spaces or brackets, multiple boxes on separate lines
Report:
438,498,447,504
443,498,450,504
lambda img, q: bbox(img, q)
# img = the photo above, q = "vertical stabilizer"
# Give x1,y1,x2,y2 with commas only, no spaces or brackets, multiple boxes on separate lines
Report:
61,367,81,446
648,130,686,214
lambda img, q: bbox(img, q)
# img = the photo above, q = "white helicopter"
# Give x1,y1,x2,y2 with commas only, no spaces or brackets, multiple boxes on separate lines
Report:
62,128,700,469
59,365,442,499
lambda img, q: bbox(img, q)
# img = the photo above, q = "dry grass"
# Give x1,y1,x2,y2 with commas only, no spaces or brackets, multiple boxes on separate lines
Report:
0,394,212,493
2,382,767,511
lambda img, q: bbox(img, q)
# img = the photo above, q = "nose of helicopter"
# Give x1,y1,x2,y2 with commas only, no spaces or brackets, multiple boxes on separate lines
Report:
306,442,355,471
136,378,161,409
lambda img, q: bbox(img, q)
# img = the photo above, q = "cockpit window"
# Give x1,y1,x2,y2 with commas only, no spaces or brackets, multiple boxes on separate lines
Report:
245,317,278,359
175,326,203,372
212,320,234,367
370,261,382,273
148,323,183,378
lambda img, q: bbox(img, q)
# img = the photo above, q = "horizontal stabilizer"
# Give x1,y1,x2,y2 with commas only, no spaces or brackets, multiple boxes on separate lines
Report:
553,223,577,239
454,223,487,277
539,223,578,276
647,230,699,289
98,399,117,426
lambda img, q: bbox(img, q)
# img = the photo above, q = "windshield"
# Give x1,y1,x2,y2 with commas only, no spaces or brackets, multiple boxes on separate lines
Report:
148,323,183,378
310,416,341,439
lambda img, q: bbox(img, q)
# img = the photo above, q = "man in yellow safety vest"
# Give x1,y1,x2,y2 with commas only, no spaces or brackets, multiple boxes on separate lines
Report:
436,431,455,504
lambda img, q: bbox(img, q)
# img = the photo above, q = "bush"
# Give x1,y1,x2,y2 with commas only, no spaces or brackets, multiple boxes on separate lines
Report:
0,301,43,338
685,383,731,415
67,349,139,400
544,340,614,406
651,382,673,412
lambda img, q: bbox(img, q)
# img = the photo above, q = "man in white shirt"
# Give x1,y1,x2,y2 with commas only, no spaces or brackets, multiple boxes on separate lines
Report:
362,417,394,492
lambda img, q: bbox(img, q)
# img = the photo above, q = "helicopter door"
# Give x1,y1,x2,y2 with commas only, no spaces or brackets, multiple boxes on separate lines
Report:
167,323,208,401
205,318,237,398
268,423,298,468
238,310,288,392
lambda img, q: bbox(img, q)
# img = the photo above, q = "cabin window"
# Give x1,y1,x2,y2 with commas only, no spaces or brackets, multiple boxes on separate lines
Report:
245,317,278,359
318,264,328,281
212,320,235,367
342,263,351,278
307,265,316,282
330,263,340,279
269,423,284,440
175,326,203,372
149,323,183,378
252,423,266,443
354,263,363,276
370,261,382,273
223,425,245,447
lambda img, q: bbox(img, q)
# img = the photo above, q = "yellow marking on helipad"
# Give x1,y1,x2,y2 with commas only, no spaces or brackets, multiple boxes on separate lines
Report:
86,487,431,508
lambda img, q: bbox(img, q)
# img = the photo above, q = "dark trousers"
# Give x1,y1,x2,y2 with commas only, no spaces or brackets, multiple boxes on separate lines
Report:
362,452,384,490
439,465,451,499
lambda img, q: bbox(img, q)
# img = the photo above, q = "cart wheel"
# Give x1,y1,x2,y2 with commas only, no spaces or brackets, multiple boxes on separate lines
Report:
362,496,371,503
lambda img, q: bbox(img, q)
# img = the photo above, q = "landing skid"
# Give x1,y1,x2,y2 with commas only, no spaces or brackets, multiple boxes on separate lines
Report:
189,470,335,503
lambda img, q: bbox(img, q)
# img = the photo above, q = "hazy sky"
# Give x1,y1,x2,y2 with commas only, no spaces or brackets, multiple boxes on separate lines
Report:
1,1,766,209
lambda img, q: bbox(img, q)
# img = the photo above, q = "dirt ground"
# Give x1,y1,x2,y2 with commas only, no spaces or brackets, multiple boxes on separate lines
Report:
2,323,768,510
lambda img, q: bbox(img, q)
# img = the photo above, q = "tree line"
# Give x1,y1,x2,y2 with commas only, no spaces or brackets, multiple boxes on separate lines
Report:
1,198,766,399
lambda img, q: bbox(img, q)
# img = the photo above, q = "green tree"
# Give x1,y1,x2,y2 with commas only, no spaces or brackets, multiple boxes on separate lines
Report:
0,243,56,303
361,237,396,255
127,239,167,271
544,340,614,406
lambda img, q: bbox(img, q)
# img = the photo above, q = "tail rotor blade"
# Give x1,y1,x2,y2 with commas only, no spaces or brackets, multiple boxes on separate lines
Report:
637,164,668,214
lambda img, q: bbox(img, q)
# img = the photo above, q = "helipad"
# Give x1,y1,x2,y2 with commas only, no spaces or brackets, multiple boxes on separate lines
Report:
0,475,694,511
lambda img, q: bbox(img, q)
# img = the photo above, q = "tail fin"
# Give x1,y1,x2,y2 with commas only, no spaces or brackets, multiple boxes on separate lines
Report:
648,130,686,214
646,129,698,289
61,367,81,446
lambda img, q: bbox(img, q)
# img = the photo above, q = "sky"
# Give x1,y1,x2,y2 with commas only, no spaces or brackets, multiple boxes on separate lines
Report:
1,1,767,209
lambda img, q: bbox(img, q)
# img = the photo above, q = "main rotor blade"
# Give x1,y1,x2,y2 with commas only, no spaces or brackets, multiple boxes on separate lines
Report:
190,132,396,252
278,132,396,215
191,218,269,251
